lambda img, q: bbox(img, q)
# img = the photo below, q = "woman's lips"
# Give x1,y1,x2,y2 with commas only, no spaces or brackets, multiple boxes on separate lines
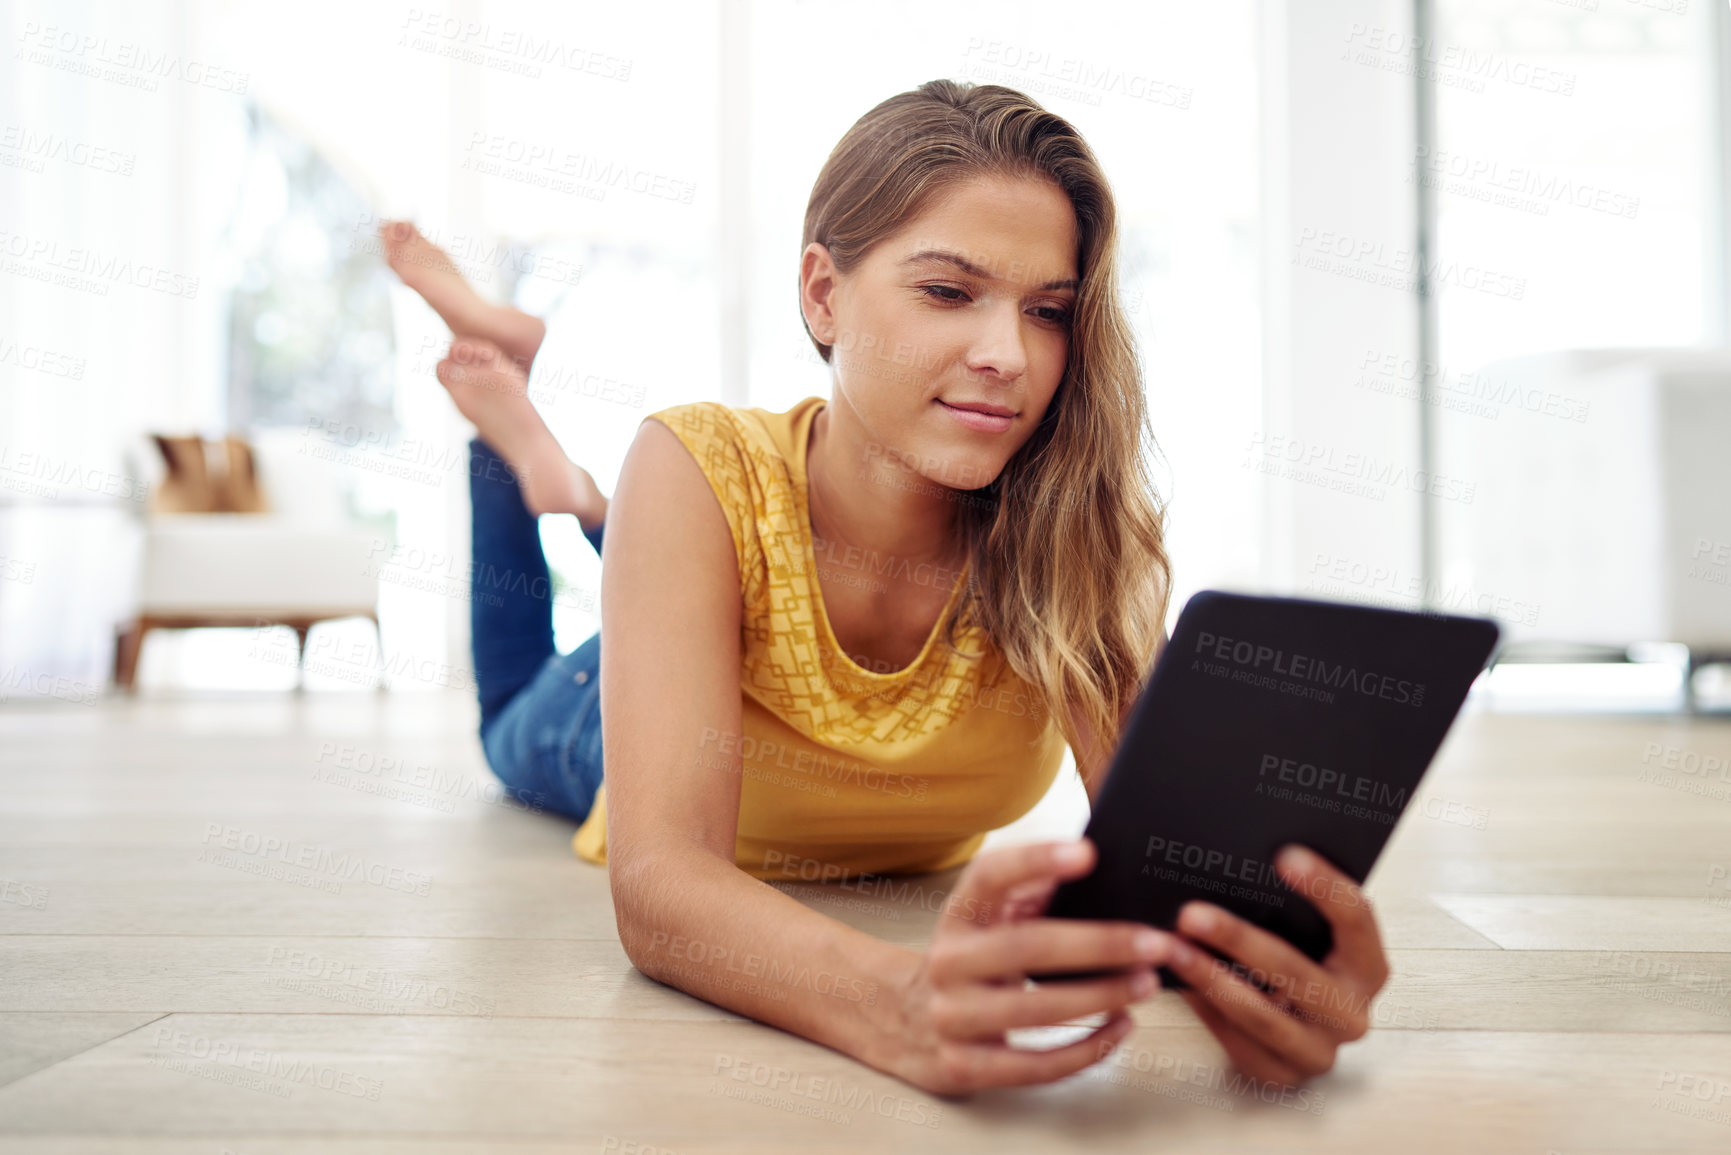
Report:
935,399,1014,433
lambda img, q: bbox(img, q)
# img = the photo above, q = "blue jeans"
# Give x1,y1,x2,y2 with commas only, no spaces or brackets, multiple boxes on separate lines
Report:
468,437,607,823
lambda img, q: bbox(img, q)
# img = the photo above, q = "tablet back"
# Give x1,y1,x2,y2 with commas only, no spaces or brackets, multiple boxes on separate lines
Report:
1045,589,1500,975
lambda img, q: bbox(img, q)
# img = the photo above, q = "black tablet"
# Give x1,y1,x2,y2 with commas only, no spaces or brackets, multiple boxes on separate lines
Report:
1037,588,1500,986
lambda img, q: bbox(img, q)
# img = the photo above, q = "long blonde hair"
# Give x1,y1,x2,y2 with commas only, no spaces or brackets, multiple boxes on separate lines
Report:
801,78,1174,759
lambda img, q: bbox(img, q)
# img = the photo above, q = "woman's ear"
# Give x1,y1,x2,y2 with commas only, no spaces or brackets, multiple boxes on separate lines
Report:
799,242,839,346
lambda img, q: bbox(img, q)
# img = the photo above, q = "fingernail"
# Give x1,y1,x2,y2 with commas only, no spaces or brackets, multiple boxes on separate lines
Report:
1055,843,1088,867
1131,970,1155,997
1134,929,1167,960
1169,939,1197,968
1280,846,1314,872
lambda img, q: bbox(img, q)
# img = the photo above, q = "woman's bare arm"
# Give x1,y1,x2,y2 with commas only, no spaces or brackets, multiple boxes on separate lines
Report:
601,420,1174,1093
599,417,920,1072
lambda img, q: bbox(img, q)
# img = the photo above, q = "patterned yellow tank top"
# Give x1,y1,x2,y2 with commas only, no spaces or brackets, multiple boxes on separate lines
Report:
572,395,1067,878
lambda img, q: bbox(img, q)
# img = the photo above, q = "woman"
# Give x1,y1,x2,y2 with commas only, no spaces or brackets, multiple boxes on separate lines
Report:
382,78,1390,1098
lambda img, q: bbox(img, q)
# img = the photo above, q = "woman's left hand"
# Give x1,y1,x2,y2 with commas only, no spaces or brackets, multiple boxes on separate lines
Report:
1165,844,1390,1085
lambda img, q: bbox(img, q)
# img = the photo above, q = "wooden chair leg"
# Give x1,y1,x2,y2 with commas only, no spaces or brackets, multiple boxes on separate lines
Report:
367,611,388,693
293,623,311,693
114,621,148,692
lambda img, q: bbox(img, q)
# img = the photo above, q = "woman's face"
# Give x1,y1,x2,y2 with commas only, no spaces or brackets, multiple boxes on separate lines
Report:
805,173,1080,493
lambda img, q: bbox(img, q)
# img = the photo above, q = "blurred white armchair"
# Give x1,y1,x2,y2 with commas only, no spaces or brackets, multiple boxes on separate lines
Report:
115,428,384,690
1445,347,1731,707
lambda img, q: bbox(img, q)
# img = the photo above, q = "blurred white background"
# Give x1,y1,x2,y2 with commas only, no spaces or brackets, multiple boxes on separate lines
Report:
0,0,1726,711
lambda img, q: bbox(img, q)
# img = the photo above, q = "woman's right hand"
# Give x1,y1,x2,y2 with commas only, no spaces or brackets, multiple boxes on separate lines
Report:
887,837,1176,1097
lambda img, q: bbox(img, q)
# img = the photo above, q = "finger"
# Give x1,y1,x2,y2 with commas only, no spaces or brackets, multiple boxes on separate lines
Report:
1277,846,1390,989
934,917,1175,984
998,876,1061,922
936,1007,1134,1092
951,839,1099,915
1175,901,1356,1031
1165,936,1335,1078
1180,990,1305,1088
932,968,1156,1040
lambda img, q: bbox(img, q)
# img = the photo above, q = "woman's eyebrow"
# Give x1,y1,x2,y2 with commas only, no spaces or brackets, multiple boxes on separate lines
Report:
902,249,1078,292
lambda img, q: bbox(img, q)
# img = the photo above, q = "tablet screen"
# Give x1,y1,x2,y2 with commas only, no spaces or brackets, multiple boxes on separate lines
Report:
1038,589,1500,986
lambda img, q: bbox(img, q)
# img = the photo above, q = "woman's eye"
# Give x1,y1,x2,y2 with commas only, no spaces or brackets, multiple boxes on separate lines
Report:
920,284,968,303
1034,306,1073,324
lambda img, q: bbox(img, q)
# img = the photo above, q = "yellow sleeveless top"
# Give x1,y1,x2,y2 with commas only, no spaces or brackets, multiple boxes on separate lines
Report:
572,395,1068,879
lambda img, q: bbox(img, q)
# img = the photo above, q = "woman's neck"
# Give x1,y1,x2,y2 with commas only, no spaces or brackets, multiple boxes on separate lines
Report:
806,397,968,573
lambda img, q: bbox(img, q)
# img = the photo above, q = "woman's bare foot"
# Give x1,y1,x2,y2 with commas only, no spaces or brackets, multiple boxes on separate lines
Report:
436,338,607,530
380,220,548,371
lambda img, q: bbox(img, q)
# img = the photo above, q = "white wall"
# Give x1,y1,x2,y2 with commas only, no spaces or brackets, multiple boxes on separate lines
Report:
1256,0,1424,602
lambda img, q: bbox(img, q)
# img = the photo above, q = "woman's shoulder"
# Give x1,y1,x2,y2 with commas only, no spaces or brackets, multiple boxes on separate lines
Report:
645,394,824,467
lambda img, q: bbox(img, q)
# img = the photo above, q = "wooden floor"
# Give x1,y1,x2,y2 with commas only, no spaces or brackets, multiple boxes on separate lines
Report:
1,690,1728,1153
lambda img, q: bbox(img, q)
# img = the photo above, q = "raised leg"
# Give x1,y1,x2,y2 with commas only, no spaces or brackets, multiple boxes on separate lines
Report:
380,220,548,371
467,436,605,822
